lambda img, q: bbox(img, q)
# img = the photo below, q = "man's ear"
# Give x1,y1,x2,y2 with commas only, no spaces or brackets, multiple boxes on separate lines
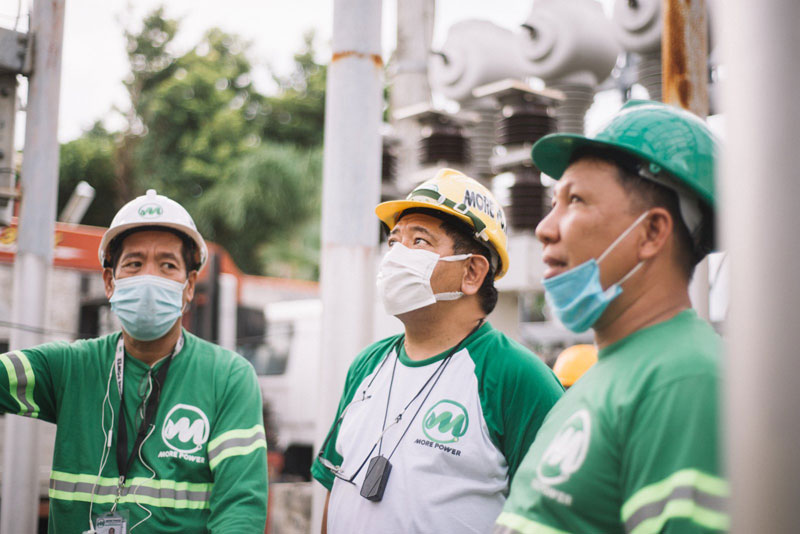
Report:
638,208,673,261
183,270,198,306
103,268,115,299
461,255,491,296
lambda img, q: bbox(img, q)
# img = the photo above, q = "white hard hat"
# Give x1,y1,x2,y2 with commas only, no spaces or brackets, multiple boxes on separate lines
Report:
98,189,208,272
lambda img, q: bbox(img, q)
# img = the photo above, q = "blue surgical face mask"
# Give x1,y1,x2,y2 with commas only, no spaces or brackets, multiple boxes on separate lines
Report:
109,275,187,341
542,211,649,333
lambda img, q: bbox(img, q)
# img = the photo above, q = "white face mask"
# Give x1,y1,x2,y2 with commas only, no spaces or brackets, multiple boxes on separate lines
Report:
376,243,472,316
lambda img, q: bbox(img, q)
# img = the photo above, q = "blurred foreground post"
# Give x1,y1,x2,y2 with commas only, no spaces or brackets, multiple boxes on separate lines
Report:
721,2,800,532
1,0,66,532
314,0,383,527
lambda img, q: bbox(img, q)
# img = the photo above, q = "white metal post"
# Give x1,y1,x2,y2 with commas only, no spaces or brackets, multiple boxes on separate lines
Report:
217,273,238,351
0,74,17,226
314,0,384,528
720,2,800,532
1,1,66,532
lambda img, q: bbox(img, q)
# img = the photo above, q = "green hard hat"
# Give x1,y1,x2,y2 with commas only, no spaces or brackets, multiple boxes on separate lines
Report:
531,100,717,210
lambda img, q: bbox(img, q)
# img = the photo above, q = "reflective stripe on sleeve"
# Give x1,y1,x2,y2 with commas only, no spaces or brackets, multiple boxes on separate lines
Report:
493,512,571,534
622,469,729,534
48,471,211,510
207,424,267,471
0,351,40,417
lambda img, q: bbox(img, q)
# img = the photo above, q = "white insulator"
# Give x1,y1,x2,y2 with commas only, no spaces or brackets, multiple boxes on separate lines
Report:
429,20,526,102
517,0,620,86
462,98,498,181
548,82,596,134
611,0,662,54
637,50,662,101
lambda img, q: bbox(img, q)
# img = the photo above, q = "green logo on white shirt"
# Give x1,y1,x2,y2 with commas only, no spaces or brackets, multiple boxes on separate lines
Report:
423,399,469,444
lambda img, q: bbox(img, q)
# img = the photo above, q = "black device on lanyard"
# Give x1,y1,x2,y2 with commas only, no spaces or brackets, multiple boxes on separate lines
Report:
115,353,174,488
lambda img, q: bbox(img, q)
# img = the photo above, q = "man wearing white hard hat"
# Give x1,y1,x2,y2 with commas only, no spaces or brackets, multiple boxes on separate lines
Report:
312,169,563,534
0,190,268,533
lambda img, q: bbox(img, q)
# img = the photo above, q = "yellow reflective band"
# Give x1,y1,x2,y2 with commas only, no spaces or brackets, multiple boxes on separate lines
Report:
628,499,729,534
50,470,211,493
622,469,729,534
622,469,728,521
49,470,212,510
494,512,571,534
208,439,267,471
207,424,264,452
0,350,40,417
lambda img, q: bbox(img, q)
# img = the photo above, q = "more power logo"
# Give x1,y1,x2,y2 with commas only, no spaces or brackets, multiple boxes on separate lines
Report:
537,409,591,484
423,400,469,443
158,403,209,464
531,409,592,506
414,399,469,457
138,203,163,218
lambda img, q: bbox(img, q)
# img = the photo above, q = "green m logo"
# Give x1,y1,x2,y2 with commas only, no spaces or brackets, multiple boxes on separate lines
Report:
422,400,469,444
138,203,163,218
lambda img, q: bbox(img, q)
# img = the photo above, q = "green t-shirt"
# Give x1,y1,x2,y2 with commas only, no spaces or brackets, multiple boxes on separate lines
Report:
312,322,564,534
0,330,268,533
496,310,728,534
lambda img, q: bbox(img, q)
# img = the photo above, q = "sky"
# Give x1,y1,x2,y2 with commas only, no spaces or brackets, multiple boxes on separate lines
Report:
0,0,616,143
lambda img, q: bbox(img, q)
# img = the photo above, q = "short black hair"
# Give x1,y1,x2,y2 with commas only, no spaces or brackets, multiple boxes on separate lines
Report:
397,207,498,314
106,226,200,275
568,146,710,280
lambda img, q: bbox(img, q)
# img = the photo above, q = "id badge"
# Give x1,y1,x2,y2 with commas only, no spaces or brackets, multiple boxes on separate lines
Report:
95,511,128,534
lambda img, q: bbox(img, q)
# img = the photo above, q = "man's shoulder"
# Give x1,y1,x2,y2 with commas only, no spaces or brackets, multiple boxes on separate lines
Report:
468,323,552,373
463,323,563,398
182,330,255,374
350,333,403,373
612,310,721,383
20,332,119,360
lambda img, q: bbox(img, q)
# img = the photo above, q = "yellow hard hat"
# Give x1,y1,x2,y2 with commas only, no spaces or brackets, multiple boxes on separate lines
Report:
375,168,510,279
553,344,598,387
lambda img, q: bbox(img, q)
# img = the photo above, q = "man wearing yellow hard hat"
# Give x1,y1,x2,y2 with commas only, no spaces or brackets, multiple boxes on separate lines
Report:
312,169,563,534
496,101,727,533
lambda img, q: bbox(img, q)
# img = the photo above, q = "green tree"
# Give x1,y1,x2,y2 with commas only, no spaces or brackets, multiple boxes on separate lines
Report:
195,144,322,274
262,31,326,147
57,8,326,278
57,123,118,227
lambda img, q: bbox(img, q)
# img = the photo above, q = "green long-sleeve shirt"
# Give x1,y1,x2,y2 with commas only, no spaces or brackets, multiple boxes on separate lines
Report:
0,329,268,533
496,310,728,534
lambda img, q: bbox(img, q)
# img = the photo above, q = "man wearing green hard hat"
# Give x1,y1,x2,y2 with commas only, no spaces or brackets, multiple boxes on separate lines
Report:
494,100,728,534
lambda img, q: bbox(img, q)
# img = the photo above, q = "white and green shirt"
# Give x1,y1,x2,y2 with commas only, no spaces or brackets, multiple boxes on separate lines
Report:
0,330,268,533
496,310,728,534
312,322,563,534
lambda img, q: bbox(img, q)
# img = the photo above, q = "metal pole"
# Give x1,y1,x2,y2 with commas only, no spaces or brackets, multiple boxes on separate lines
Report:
0,74,17,227
217,273,238,351
661,0,711,320
720,2,800,532
314,0,383,528
1,1,66,532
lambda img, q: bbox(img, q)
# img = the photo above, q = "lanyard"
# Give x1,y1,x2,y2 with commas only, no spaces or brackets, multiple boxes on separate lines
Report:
112,335,183,493
377,321,482,460
344,321,483,483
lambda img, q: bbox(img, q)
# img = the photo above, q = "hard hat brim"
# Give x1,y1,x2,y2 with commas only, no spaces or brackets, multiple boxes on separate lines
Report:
532,132,716,207
532,133,620,180
98,221,208,272
375,199,509,279
375,199,476,232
